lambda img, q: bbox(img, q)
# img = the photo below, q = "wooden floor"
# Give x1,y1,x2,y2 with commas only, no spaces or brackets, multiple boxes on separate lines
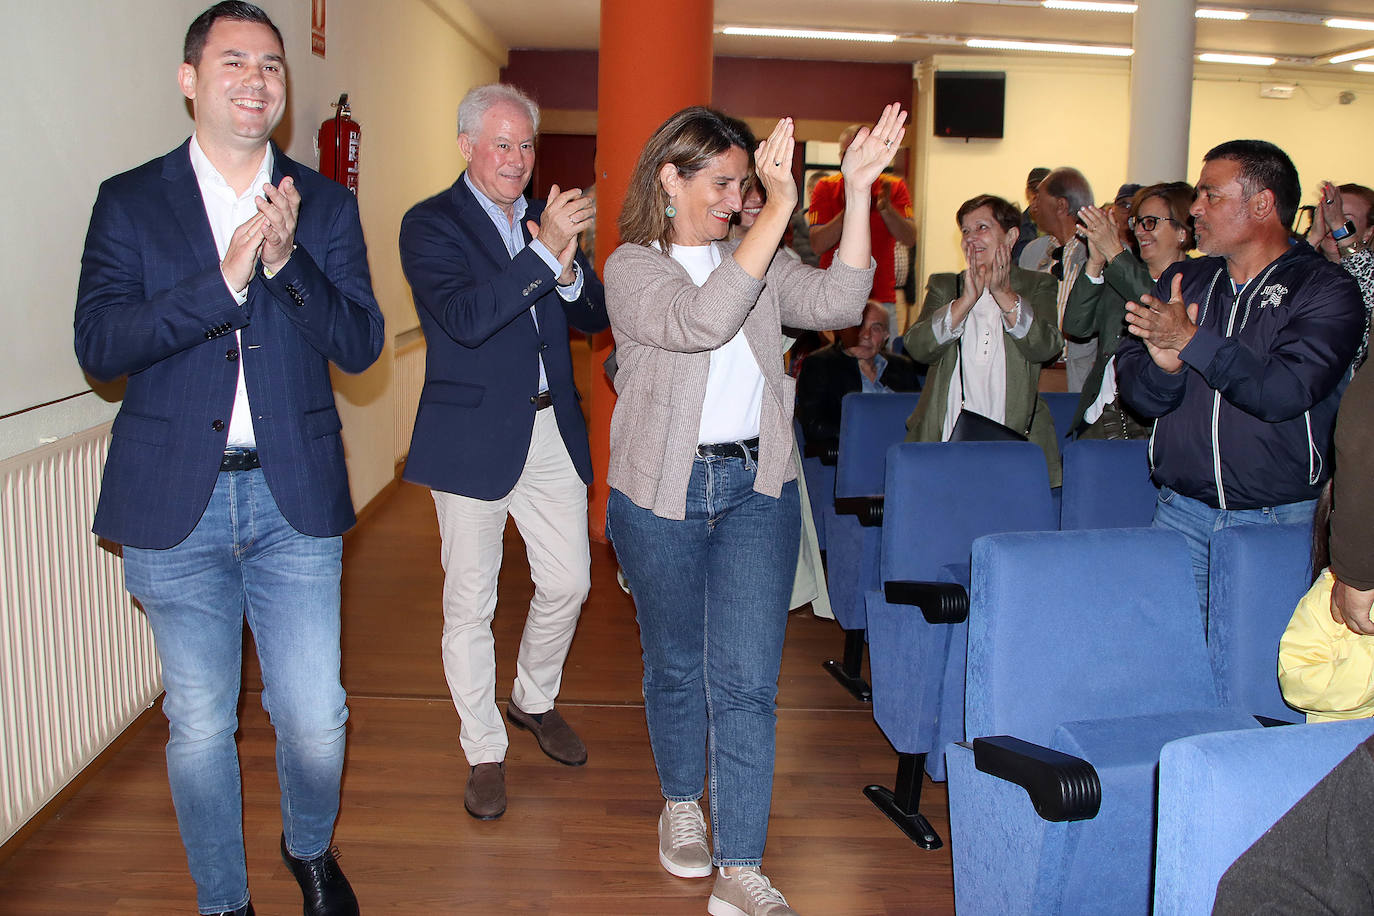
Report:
0,481,955,915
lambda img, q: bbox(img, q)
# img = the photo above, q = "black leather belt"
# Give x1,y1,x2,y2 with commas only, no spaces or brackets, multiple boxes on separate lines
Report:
220,448,260,471
696,437,760,461
532,391,553,410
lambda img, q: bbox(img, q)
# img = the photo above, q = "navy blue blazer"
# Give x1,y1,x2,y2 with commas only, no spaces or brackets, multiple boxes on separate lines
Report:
75,140,385,549
398,174,608,499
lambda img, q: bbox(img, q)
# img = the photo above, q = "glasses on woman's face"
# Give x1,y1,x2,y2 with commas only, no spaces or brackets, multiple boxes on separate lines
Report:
1128,215,1179,232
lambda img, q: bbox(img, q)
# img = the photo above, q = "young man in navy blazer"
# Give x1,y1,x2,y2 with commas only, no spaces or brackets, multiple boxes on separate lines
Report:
74,4,383,914
399,83,607,820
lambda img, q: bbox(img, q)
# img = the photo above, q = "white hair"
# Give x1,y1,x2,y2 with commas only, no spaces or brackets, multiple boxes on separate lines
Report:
457,83,540,140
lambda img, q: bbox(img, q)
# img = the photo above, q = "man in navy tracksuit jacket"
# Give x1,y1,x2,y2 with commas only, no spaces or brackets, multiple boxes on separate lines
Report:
1116,140,1365,613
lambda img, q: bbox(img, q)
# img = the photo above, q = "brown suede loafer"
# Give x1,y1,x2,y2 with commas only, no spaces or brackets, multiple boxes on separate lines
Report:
506,704,588,766
464,762,507,819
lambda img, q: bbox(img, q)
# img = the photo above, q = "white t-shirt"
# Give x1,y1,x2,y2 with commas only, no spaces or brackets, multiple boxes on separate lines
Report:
666,243,765,444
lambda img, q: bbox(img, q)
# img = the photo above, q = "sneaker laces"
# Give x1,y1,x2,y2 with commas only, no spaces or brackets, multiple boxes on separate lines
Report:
734,868,789,907
665,801,707,850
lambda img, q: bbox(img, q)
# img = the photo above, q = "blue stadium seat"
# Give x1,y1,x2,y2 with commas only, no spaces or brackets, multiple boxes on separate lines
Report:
1042,391,1078,443
822,392,920,702
1155,718,1374,915
945,529,1260,915
863,441,1056,848
1058,438,1157,530
1207,522,1313,724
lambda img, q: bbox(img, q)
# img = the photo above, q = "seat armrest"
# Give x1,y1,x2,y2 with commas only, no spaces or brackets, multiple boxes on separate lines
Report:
970,736,1101,822
882,580,968,623
804,439,840,465
834,496,884,526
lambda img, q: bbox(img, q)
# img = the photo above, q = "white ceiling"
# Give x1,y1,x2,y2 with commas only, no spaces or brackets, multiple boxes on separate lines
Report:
462,0,1374,70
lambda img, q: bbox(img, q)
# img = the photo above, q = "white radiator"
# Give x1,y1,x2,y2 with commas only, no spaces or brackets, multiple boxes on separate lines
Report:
393,337,426,463
0,424,161,845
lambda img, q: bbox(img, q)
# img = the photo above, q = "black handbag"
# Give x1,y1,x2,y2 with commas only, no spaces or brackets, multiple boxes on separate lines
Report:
946,327,1032,443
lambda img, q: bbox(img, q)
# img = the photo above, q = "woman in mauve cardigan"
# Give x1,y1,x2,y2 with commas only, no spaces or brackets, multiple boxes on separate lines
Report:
601,104,905,915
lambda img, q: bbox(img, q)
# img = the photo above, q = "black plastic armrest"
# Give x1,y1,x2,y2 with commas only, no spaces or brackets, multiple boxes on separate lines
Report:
882,580,968,623
970,736,1101,822
803,438,840,465
1254,716,1293,728
833,496,884,526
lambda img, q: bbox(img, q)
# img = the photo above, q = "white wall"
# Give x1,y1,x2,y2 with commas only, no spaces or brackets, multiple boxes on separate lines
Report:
0,0,503,511
914,55,1374,296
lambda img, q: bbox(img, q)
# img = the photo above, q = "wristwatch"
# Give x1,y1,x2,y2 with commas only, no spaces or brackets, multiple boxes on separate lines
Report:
1331,219,1359,250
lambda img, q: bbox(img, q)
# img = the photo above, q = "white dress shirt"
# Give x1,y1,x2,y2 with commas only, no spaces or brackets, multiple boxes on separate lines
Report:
188,135,274,449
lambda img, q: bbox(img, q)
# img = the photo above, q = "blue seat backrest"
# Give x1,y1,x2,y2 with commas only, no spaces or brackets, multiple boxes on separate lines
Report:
835,392,922,499
1207,522,1313,722
1059,438,1157,530
1042,391,1079,442
967,528,1216,746
880,442,1056,590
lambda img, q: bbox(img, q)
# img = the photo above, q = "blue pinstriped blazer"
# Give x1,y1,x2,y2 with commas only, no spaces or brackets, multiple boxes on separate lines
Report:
75,140,385,549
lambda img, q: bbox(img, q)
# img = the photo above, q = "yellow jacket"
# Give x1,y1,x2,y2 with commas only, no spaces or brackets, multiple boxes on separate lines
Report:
1278,568,1374,723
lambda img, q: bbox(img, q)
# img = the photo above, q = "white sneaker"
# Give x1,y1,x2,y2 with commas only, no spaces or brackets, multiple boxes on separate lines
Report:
707,867,798,916
657,799,712,878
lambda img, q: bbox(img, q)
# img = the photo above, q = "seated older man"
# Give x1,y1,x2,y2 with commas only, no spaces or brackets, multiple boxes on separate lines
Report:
796,301,921,449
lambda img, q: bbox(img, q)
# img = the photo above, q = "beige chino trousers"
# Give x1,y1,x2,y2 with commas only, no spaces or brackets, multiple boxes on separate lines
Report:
431,408,591,765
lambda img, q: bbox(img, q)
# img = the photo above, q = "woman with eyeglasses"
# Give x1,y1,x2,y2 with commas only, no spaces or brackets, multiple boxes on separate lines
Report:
1063,181,1195,438
902,194,1064,485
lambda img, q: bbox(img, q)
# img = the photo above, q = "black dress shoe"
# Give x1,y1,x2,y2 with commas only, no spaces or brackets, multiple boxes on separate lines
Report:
210,904,254,916
280,833,359,916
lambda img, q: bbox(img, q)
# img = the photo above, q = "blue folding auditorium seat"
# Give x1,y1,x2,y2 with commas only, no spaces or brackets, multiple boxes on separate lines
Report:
1207,522,1314,723
1057,438,1157,530
864,441,1056,848
1155,718,1374,915
945,529,1260,915
1041,391,1079,443
821,392,921,702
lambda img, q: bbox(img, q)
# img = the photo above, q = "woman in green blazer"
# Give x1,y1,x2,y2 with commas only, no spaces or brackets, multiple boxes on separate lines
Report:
903,194,1064,485
1063,181,1194,438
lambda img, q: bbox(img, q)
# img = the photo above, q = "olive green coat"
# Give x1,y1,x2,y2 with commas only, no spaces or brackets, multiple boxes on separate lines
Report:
903,265,1064,486
1061,252,1155,433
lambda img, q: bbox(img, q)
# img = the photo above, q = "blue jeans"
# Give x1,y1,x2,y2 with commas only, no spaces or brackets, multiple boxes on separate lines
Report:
1152,484,1317,625
123,469,347,914
607,457,800,867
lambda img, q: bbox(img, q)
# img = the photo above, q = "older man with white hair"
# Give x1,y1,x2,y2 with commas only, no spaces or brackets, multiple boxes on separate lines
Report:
399,83,608,820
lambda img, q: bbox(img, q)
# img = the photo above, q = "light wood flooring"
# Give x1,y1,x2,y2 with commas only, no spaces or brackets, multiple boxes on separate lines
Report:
0,479,955,915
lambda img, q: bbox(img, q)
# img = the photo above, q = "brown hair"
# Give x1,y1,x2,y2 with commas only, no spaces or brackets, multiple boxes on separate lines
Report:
956,194,1021,232
1131,181,1195,251
1340,183,1374,230
618,107,756,252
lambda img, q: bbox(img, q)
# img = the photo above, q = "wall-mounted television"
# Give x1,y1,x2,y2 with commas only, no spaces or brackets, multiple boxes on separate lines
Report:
933,71,1006,140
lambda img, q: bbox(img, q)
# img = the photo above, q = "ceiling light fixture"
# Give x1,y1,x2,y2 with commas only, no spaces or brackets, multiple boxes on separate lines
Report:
1331,47,1374,63
967,38,1133,56
1042,1,1136,11
719,26,898,43
1198,52,1276,66
1195,9,1249,20
1326,19,1374,31
1354,63,1374,72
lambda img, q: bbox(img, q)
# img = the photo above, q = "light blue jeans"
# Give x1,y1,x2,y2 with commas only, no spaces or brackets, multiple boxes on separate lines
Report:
607,455,800,867
123,468,347,914
1152,484,1317,624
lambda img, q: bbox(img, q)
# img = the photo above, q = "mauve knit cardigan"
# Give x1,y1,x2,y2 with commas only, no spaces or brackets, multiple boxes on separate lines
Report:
602,238,873,520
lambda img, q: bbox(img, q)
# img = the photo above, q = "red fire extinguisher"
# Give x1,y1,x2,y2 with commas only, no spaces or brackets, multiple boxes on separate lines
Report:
317,93,360,194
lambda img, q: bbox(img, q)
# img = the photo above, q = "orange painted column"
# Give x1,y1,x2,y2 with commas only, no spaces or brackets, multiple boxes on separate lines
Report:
587,0,714,541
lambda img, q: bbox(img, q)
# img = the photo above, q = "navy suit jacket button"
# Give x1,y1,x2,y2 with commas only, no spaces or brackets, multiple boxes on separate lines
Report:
226,348,239,361
211,419,225,432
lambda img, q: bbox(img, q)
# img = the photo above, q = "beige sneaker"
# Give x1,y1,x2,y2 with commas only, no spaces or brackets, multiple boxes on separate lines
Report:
707,867,798,916
657,799,712,878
